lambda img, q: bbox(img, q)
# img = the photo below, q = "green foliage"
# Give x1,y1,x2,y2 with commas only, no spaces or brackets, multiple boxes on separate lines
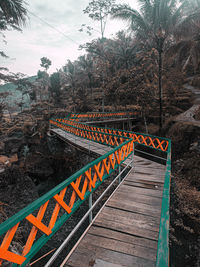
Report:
84,0,116,20
37,70,48,80
112,0,185,52
40,57,52,72
0,0,27,28
0,0,28,59
111,0,186,130
83,0,116,38
0,76,37,111
0,0,28,84
50,72,61,97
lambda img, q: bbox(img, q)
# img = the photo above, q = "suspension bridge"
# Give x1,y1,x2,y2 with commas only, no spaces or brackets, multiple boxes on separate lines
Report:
0,112,171,267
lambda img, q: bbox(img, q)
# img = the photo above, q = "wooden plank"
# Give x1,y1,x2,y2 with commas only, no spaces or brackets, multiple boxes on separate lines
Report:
129,179,164,186
82,233,157,261
94,218,159,240
127,174,165,184
107,198,161,218
123,180,163,191
134,162,165,168
110,190,162,207
96,206,160,231
53,128,167,266
67,243,155,267
134,168,165,175
118,184,163,198
88,226,157,249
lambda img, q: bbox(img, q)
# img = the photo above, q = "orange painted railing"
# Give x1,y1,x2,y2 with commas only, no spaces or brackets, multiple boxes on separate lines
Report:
0,111,170,266
70,111,138,121
55,118,169,152
0,116,133,266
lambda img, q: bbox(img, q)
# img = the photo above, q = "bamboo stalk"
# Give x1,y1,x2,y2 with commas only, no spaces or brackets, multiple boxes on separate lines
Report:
30,248,56,266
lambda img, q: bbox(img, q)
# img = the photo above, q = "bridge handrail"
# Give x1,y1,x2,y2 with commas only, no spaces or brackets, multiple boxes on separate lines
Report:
70,111,138,119
50,119,130,148
50,119,131,140
0,112,171,267
156,140,171,267
0,132,133,266
55,118,169,152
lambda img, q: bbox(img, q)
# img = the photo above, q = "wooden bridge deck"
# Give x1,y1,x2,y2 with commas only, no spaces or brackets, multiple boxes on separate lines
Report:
51,129,166,267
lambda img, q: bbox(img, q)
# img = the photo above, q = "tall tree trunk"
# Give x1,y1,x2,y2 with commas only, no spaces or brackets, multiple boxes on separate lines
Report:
158,49,163,132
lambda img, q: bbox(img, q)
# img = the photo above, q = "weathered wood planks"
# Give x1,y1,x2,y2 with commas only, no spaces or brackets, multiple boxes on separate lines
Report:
51,128,166,267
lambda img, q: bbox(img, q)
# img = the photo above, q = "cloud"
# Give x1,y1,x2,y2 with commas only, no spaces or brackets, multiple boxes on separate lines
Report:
1,0,138,76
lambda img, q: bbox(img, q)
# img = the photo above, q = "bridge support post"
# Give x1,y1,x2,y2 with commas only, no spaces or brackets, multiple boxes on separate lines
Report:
89,193,93,223
131,143,135,169
118,164,121,183
88,139,91,154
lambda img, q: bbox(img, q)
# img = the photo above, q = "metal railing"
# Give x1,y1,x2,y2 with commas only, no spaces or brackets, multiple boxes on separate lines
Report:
45,152,134,267
0,123,133,266
70,111,139,121
0,112,171,267
55,118,169,152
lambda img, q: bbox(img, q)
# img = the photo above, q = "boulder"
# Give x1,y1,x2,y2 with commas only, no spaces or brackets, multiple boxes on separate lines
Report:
0,155,11,167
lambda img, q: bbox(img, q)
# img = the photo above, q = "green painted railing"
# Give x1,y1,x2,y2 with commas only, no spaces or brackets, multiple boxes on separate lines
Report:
54,118,169,152
0,112,171,267
0,118,133,266
156,140,171,267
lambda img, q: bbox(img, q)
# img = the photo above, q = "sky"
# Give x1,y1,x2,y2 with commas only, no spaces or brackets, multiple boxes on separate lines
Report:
1,0,138,77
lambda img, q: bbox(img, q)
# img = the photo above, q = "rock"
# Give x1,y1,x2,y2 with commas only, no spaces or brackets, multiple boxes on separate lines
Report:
9,154,18,163
0,155,11,167
0,141,5,153
0,154,18,169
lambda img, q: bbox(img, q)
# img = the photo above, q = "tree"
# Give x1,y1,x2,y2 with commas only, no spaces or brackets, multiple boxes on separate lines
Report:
108,31,138,70
0,0,27,59
50,72,61,100
63,60,76,95
78,55,94,94
0,92,9,120
0,0,27,28
15,77,33,111
83,0,116,112
36,70,49,100
112,0,186,131
0,0,28,82
168,1,200,73
83,0,116,39
40,57,52,72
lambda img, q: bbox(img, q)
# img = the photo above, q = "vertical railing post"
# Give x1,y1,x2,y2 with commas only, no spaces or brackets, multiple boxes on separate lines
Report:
89,193,92,223
88,138,91,154
131,143,135,169
118,164,121,183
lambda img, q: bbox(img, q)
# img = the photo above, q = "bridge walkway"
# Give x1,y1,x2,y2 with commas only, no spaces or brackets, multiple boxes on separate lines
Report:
51,128,166,267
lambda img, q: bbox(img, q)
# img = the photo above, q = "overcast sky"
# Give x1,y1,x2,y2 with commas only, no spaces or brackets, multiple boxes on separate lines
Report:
1,0,138,77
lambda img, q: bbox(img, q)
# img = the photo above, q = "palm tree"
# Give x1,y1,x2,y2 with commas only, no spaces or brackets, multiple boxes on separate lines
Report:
63,60,77,95
0,0,27,27
78,55,94,94
111,31,139,70
169,1,200,73
112,0,185,131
